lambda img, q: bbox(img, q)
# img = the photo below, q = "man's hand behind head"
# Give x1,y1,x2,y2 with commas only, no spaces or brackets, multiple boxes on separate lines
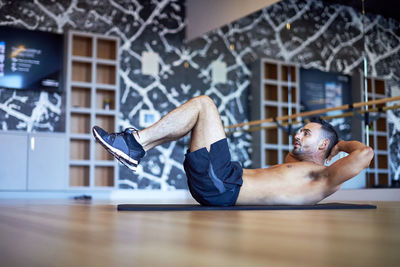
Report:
326,140,342,164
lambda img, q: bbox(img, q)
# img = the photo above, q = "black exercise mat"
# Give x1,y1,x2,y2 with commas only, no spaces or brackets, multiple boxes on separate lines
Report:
117,203,376,211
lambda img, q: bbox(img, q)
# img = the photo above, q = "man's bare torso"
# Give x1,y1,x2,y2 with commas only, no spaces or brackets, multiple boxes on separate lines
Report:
236,162,338,205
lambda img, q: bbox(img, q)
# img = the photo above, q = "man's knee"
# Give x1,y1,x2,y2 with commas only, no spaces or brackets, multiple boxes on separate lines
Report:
192,95,216,110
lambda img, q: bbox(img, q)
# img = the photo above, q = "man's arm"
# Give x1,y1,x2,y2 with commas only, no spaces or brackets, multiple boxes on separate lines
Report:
325,140,374,186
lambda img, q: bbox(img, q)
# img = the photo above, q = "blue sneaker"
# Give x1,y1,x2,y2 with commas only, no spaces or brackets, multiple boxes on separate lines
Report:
92,126,145,172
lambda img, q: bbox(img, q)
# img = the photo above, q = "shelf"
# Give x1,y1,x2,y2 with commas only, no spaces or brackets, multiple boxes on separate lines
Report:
282,107,293,116
70,133,91,140
94,161,115,166
71,56,93,63
377,154,388,169
95,110,116,116
67,31,119,190
265,149,278,165
282,86,297,102
264,106,278,119
376,118,387,131
375,80,385,94
264,143,280,150
263,79,279,85
94,84,116,90
264,101,279,106
97,38,117,60
378,173,388,186
96,89,115,110
370,131,388,137
367,79,372,93
252,59,301,169
376,150,389,155
282,131,291,145
70,81,92,88
264,62,277,80
265,128,278,144
368,130,388,136
70,107,91,114
368,135,374,148
281,65,296,82
377,135,387,150
95,114,115,133
69,165,90,187
95,166,114,187
373,93,386,98
282,150,290,162
69,160,91,166
73,35,92,57
264,84,278,101
96,64,116,85
96,58,117,65
72,61,92,83
70,139,90,160
71,86,91,109
70,113,91,134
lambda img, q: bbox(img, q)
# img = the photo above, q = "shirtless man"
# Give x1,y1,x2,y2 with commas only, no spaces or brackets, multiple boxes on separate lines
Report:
93,95,374,206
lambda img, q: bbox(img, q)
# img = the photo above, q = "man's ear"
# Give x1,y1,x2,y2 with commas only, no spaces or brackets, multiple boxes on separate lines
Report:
318,138,329,151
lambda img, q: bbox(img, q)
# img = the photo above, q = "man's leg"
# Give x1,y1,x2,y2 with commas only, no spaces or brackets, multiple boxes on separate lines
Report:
136,95,226,152
92,95,226,171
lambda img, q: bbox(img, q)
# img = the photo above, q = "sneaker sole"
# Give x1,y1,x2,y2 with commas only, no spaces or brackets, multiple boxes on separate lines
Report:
92,128,139,172
118,157,139,172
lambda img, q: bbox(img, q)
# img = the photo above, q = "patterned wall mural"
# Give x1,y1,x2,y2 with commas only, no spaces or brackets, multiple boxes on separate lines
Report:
0,0,399,187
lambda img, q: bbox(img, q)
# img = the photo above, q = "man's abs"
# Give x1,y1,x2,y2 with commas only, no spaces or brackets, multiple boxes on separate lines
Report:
235,162,334,205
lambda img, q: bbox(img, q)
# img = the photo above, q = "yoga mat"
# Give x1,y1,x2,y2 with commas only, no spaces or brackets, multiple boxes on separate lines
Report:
117,203,376,211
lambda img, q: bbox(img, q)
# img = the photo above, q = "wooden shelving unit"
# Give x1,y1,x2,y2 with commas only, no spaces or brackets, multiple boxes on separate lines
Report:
362,77,390,187
251,59,301,168
251,60,391,188
66,31,119,189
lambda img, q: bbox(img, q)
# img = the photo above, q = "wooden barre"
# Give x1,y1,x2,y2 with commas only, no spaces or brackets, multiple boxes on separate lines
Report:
225,95,400,129
234,104,400,134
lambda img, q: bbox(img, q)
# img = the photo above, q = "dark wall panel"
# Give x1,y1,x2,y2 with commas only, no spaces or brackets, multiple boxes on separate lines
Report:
0,0,399,186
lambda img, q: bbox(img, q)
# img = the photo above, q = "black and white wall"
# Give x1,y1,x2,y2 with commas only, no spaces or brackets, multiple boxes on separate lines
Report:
0,0,399,187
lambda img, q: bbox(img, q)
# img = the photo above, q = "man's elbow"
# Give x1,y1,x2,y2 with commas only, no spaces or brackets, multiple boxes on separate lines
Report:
362,146,374,168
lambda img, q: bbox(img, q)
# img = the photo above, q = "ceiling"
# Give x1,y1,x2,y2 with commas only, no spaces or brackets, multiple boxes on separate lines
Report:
186,0,279,41
186,0,400,41
322,0,400,22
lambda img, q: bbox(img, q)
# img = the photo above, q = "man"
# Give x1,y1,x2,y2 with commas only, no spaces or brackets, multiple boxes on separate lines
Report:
93,95,374,206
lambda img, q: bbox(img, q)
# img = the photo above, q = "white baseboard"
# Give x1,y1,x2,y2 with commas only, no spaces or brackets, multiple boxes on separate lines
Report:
0,190,112,200
0,189,195,203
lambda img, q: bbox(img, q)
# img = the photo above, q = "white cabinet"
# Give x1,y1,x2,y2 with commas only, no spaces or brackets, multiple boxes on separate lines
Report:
27,133,67,190
0,131,67,191
0,131,28,190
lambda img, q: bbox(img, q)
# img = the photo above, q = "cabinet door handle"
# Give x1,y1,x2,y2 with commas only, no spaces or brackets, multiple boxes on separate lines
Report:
30,137,35,151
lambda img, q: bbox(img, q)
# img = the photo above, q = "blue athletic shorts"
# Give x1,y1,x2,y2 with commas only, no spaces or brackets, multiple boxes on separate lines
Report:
183,138,243,206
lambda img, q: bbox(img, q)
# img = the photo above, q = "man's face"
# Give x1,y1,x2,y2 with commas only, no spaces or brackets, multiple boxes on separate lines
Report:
292,123,323,156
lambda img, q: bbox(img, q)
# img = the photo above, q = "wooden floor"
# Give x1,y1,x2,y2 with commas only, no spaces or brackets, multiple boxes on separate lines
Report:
0,200,399,267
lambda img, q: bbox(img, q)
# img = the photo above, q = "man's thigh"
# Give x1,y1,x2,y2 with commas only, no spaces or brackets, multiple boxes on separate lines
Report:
189,96,226,152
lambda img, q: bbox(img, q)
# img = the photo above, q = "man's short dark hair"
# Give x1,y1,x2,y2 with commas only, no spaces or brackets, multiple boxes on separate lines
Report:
309,117,339,158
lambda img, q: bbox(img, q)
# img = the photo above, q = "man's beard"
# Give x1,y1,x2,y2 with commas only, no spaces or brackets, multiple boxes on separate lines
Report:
292,141,304,155
292,144,312,158
292,147,304,155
